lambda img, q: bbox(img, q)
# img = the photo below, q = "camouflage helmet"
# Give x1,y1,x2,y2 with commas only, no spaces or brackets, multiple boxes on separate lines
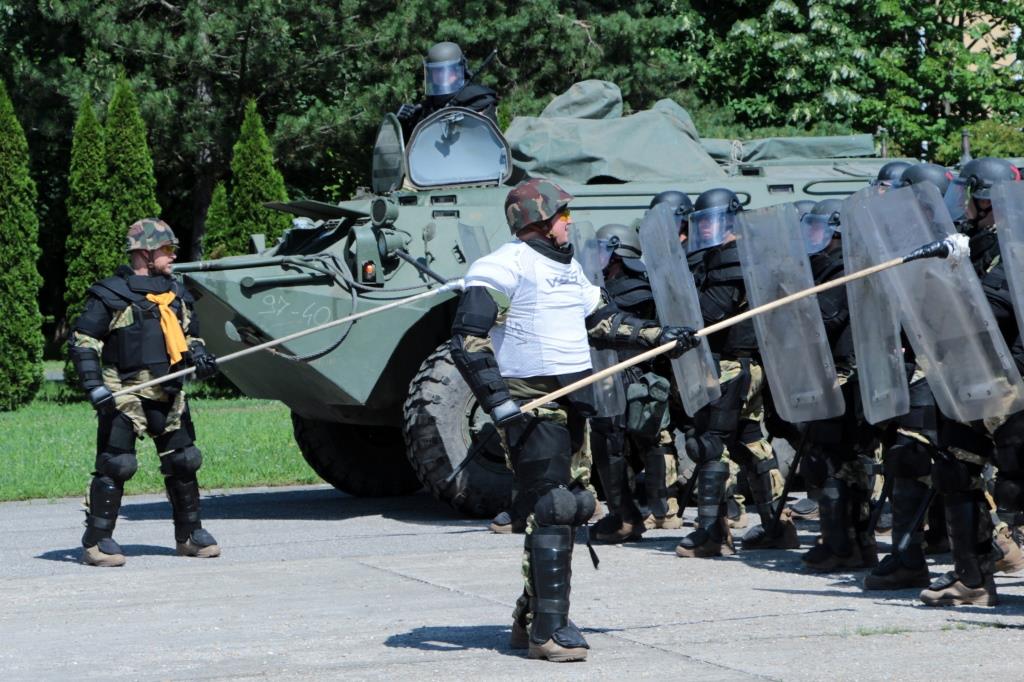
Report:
504,178,573,234
125,218,179,253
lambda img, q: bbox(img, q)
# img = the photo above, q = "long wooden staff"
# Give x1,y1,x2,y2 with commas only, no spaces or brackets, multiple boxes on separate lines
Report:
110,279,463,399
519,235,969,414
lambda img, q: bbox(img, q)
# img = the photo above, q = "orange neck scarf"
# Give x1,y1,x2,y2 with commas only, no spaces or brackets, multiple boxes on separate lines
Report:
145,292,188,365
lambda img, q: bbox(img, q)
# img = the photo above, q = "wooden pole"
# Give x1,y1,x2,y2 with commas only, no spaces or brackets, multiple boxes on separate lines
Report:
518,255,908,413
110,279,463,399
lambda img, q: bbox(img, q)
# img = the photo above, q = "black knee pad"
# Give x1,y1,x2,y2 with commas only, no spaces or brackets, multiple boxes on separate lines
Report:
995,478,1024,514
507,416,573,496
95,451,138,483
534,487,579,526
571,488,596,526
737,419,763,446
932,455,980,494
886,439,933,478
685,432,724,465
159,445,203,478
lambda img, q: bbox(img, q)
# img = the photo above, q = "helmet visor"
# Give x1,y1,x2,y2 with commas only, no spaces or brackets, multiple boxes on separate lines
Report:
687,205,735,253
595,238,617,269
944,177,971,224
800,213,836,254
423,59,465,97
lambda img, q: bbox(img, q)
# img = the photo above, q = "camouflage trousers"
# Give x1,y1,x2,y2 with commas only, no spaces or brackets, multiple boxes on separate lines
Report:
102,367,188,453
715,359,784,501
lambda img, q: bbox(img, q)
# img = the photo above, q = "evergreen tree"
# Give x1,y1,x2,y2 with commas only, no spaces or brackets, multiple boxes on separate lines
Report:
227,100,289,254
0,79,44,410
64,94,116,321
105,72,160,235
202,181,232,259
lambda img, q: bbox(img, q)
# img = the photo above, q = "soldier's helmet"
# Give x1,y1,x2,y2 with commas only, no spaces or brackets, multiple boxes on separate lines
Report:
895,162,954,195
792,199,817,219
423,41,466,101
801,199,842,254
872,161,912,187
125,218,178,253
957,157,1019,200
649,190,694,234
596,223,645,273
504,178,573,234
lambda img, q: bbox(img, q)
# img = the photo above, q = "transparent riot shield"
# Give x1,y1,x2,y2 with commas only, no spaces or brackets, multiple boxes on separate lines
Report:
569,222,626,418
847,183,1024,422
734,204,845,423
457,222,492,265
841,186,909,424
992,182,1024,342
638,203,721,415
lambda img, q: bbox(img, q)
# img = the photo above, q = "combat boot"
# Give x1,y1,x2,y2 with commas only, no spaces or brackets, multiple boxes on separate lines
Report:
919,571,997,607
993,525,1024,574
645,496,683,530
864,479,931,590
918,491,997,607
528,526,589,662
726,497,748,529
676,461,734,558
741,506,800,550
177,528,221,558
509,589,530,649
789,496,820,520
593,512,644,543
82,537,126,568
803,478,859,572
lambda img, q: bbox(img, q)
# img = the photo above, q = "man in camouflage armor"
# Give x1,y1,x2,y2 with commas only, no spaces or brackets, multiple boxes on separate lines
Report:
449,178,697,661
68,219,221,567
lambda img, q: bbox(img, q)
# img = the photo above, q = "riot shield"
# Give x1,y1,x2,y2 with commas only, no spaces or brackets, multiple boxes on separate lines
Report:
992,182,1024,343
638,203,721,415
734,204,846,423
841,186,909,424
457,222,493,265
569,222,626,418
846,183,1024,422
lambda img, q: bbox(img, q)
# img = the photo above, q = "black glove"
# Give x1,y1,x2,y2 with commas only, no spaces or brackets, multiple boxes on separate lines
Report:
396,102,422,121
489,398,524,427
657,326,700,359
190,344,219,380
87,385,116,417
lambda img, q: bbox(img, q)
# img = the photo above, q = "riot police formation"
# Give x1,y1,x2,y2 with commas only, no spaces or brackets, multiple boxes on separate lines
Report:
395,41,499,137
68,219,221,567
449,178,697,661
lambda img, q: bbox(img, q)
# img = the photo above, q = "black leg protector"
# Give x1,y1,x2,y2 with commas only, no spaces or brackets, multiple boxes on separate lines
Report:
891,478,929,569
590,419,635,519
745,452,781,525
529,526,588,649
83,413,138,547
943,490,995,588
819,477,853,557
160,445,204,542
696,461,729,536
643,446,670,518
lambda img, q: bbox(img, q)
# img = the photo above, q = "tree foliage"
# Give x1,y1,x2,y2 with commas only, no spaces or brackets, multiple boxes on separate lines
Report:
203,181,231,259
0,79,44,410
225,101,290,254
105,73,161,235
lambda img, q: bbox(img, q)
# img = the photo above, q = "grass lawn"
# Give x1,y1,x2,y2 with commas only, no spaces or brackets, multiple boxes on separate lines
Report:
0,394,321,501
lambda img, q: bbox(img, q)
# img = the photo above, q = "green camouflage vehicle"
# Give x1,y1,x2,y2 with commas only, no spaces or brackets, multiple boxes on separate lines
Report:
176,81,907,517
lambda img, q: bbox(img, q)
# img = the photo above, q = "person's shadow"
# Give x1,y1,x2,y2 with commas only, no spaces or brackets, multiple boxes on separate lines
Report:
36,544,177,563
384,625,522,658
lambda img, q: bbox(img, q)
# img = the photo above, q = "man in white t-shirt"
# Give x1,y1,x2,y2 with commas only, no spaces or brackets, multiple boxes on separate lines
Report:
449,178,697,662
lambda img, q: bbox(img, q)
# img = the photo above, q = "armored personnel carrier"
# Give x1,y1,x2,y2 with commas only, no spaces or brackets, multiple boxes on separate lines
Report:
176,81,904,517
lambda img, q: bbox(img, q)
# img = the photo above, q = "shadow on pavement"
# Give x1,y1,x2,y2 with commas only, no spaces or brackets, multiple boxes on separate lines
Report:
36,544,177,563
118,487,479,527
384,624,522,658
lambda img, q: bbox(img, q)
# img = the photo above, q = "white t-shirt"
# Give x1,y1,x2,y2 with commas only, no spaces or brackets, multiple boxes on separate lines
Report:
464,240,603,378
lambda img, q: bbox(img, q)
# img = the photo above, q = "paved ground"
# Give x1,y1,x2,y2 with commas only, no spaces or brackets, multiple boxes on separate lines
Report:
1,484,1022,680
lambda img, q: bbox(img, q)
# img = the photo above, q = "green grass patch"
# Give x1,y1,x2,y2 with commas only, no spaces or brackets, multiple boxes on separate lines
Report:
854,626,913,637
0,397,320,501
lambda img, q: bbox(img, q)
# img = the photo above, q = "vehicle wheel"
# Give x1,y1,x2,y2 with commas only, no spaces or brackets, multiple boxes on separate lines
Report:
403,343,513,518
291,413,422,497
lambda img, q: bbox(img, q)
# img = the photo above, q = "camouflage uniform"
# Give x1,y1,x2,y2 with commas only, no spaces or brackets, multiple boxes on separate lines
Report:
69,219,220,567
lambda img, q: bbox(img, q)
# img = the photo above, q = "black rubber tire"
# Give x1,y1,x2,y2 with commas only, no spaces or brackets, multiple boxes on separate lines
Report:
402,344,513,518
291,413,422,497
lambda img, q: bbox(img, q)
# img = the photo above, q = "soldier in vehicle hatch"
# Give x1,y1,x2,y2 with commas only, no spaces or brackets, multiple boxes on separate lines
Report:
395,41,499,138
68,219,221,567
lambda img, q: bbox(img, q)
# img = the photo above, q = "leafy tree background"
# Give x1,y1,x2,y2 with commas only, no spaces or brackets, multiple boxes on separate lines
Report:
0,78,44,409
0,0,1020,354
